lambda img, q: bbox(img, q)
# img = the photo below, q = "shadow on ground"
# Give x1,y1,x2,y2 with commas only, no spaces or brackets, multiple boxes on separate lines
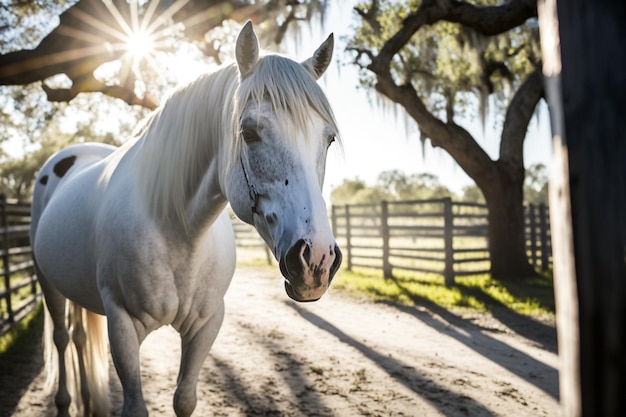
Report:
372,278,559,399
0,305,45,417
288,302,501,417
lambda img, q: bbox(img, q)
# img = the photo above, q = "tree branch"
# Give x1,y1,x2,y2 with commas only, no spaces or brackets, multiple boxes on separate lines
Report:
346,46,376,66
443,0,537,36
481,60,514,94
0,0,301,108
354,0,381,34
362,0,540,184
42,78,157,110
499,67,544,167
371,0,537,73
0,0,118,85
274,9,300,45
370,66,495,181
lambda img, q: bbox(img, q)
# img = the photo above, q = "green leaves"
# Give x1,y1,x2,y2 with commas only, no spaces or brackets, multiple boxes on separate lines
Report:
330,170,453,205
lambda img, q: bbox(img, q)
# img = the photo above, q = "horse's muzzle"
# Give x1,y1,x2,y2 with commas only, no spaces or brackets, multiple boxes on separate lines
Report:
279,240,342,302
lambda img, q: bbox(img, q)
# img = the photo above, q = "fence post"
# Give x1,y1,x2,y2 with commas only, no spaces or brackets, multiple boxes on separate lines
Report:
381,201,392,279
443,197,454,286
345,205,352,271
1,195,13,324
539,203,549,271
528,204,538,268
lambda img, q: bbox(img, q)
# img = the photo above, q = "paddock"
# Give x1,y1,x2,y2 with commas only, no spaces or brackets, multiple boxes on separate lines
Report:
3,265,559,417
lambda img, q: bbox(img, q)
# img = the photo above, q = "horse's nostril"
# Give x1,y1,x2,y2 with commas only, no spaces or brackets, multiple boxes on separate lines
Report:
280,239,306,279
302,243,311,264
280,241,341,284
329,244,342,282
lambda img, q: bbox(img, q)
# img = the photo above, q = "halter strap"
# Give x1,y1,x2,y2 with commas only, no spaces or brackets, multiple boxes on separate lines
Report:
239,155,260,214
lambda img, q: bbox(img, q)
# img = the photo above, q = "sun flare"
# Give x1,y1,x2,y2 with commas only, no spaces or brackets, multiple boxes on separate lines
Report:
126,30,154,60
58,0,217,99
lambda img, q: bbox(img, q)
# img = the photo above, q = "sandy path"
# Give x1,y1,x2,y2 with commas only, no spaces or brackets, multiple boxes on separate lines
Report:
5,266,560,416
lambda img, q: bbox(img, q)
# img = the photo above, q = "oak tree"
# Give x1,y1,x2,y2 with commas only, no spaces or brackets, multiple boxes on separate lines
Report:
348,0,541,279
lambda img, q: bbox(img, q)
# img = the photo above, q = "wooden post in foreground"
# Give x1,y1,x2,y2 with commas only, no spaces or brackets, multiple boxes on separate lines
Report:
539,0,626,415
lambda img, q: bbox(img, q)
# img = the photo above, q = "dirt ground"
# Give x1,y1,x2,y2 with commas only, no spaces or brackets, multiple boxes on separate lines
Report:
3,266,560,416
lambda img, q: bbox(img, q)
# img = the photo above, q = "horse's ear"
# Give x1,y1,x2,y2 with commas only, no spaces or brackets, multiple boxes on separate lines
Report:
236,21,259,79
301,33,334,80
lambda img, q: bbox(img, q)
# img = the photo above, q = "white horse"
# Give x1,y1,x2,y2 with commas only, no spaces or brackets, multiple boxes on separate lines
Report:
30,22,342,417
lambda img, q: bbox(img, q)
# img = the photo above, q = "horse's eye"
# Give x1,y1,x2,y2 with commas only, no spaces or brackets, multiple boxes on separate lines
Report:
242,128,261,143
327,135,336,147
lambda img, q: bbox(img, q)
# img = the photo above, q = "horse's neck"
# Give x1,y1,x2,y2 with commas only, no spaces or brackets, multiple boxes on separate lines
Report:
185,160,228,236
135,65,238,237
183,70,237,234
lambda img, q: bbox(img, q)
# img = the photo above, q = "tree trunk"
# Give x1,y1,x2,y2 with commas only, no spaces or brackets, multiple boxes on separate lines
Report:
359,0,544,282
481,163,535,280
372,69,541,281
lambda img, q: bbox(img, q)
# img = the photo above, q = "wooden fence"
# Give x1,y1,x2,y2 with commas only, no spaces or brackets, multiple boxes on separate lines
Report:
230,214,273,265
0,206,271,337
331,198,551,285
525,203,552,271
0,200,550,335
0,196,39,336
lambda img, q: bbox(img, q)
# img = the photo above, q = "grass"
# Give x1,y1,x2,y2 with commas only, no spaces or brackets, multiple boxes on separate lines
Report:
0,303,45,414
235,247,276,268
331,267,555,317
0,301,44,360
236,247,555,317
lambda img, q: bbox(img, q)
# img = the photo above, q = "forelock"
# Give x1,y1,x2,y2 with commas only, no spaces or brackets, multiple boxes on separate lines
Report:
235,54,339,136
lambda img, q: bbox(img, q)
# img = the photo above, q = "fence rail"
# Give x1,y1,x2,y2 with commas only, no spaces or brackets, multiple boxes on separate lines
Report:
0,196,39,336
332,198,551,285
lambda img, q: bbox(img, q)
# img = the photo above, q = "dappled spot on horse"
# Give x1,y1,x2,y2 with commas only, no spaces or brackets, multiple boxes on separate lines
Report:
39,175,48,185
52,155,76,178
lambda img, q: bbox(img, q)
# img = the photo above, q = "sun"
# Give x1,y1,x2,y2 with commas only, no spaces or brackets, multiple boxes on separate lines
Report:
125,30,155,60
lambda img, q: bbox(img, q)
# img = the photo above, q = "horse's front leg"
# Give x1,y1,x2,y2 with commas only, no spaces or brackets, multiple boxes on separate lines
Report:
105,303,148,417
174,300,225,417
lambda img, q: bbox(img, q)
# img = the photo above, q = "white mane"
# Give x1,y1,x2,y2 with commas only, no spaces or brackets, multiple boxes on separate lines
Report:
137,53,340,231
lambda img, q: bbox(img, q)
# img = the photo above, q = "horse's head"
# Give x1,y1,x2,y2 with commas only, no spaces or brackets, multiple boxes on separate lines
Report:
224,22,342,302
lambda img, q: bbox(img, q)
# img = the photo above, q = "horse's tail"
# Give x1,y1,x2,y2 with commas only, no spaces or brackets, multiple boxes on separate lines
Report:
43,301,110,416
